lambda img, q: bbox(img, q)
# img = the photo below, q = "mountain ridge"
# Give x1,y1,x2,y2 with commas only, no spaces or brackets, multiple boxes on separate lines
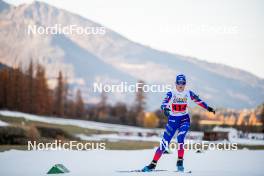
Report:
0,0,263,109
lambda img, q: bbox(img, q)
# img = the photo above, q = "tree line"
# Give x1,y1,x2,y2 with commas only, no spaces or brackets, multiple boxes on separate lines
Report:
1,61,263,131
0,62,85,118
0,62,164,128
84,80,164,128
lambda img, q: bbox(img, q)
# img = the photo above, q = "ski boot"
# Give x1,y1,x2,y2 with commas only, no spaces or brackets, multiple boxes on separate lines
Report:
176,158,184,172
142,160,157,172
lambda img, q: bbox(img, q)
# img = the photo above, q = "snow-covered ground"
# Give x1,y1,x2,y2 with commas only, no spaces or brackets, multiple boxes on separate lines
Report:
76,133,162,142
0,111,161,133
0,120,8,126
0,111,264,175
229,138,264,145
0,149,263,176
1,110,264,145
76,133,264,146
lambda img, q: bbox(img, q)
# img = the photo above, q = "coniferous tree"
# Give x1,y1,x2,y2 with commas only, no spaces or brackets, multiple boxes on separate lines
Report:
34,64,52,115
20,65,29,112
135,80,146,126
0,68,9,108
26,60,34,113
260,104,264,132
75,89,85,118
54,71,65,116
64,99,76,118
112,102,128,124
97,91,108,120
6,68,14,110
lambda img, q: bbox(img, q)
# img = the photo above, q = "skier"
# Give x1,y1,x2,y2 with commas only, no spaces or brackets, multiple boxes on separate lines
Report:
142,74,215,172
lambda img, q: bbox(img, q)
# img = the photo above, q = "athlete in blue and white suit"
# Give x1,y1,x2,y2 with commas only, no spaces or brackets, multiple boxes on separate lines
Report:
142,74,215,172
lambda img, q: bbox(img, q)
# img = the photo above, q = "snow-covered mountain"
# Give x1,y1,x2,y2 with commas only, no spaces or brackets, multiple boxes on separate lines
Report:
0,0,263,109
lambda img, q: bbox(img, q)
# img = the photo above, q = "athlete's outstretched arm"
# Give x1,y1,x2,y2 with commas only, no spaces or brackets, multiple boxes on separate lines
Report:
160,91,172,116
161,91,172,110
189,91,207,109
190,90,215,114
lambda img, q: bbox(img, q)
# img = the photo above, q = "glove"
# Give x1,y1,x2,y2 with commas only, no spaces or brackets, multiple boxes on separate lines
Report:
207,106,215,114
163,108,171,117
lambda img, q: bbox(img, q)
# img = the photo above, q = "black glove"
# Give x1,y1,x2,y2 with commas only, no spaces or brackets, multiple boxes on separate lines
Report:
163,108,171,117
207,106,215,114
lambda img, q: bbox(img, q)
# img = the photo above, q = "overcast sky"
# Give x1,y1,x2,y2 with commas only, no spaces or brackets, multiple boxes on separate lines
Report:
6,0,264,78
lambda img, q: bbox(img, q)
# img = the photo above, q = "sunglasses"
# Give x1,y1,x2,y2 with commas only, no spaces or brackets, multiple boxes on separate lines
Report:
176,80,186,85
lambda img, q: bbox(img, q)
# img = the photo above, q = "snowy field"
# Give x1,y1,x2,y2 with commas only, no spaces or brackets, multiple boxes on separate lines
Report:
0,111,161,133
0,149,263,176
0,120,9,126
0,110,264,175
1,110,264,145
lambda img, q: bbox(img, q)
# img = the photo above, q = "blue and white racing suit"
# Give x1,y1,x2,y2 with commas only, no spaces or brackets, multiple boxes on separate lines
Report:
153,89,209,161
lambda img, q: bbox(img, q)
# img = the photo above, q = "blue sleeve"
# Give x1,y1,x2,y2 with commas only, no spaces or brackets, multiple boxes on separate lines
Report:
161,91,172,110
189,90,208,109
